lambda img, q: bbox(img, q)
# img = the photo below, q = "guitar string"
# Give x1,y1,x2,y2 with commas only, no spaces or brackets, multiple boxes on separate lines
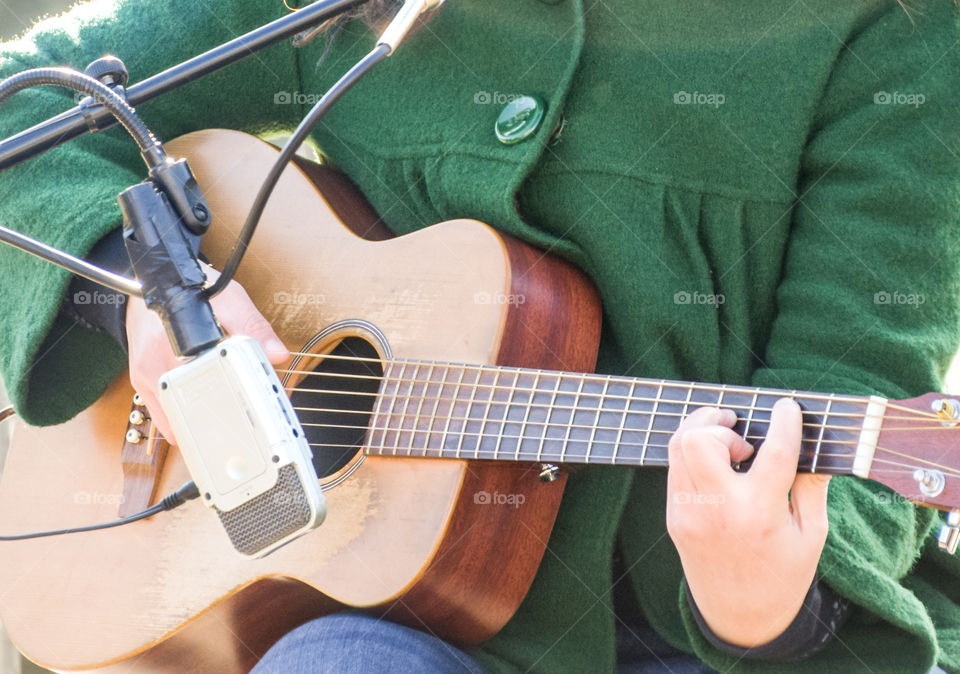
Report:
282,352,943,421
301,440,956,479
287,394,928,429
280,359,872,406
280,383,938,431
287,401,960,476
295,416,926,459
292,407,868,438
259,355,958,477
277,374,959,471
286,394,960,476
277,369,928,423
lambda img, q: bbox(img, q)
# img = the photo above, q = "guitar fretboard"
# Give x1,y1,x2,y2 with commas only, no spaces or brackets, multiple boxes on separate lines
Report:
365,361,873,474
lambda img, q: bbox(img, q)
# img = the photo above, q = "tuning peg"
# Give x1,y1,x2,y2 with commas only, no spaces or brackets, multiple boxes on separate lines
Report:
931,398,960,426
938,509,960,554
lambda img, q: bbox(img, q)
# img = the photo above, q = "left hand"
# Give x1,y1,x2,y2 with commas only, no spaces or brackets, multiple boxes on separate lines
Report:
665,399,832,647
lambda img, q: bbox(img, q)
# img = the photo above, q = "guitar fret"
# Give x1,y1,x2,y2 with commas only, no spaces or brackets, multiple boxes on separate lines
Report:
439,365,467,455
457,367,483,459
395,362,422,455
369,362,393,454
811,393,834,473
383,361,409,455
680,382,695,419
585,375,610,464
476,368,503,460
492,369,518,461
516,370,541,461
408,363,434,455
741,388,760,445
611,379,634,464
536,374,562,462
641,380,665,466
423,364,449,456
559,375,586,463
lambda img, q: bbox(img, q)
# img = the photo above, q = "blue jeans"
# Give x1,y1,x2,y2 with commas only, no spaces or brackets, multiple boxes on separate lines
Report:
252,611,714,673
251,612,485,673
251,610,956,673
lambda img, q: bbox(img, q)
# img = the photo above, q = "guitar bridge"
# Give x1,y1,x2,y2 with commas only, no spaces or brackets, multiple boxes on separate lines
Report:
118,392,169,517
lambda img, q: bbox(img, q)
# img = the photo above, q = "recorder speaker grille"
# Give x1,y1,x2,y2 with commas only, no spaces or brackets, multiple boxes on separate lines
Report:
216,464,312,556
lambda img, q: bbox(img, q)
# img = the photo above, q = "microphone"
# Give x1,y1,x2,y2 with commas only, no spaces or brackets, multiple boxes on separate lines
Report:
158,336,325,558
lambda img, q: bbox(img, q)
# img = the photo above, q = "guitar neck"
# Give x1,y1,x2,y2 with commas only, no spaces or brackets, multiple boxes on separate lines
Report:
366,360,885,476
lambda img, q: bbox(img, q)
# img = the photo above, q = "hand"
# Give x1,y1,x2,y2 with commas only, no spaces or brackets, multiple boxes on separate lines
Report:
125,265,290,444
666,399,831,647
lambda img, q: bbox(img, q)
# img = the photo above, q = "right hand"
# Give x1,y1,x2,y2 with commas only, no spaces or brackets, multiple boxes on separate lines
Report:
125,265,290,444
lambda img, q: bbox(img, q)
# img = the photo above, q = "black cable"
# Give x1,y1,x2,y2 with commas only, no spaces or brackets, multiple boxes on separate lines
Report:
204,43,391,298
0,480,199,541
0,67,166,167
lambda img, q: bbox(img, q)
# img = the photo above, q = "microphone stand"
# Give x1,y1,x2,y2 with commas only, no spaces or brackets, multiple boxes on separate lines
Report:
0,0,436,356
0,0,367,171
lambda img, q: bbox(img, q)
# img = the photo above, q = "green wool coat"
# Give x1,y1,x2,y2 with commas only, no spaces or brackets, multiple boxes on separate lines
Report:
2,0,960,671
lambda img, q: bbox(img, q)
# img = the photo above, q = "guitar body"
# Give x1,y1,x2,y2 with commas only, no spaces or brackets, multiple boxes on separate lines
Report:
0,130,601,672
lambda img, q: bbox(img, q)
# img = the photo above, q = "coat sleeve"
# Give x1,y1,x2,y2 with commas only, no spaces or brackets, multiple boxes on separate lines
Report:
678,2,960,671
0,0,304,425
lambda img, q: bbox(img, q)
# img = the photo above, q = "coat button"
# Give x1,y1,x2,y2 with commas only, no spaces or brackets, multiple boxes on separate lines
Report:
495,96,546,145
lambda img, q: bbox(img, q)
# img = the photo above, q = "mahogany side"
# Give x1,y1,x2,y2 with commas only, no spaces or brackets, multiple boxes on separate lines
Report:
380,234,602,644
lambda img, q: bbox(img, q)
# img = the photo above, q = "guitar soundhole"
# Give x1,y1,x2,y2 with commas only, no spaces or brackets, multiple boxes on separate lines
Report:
289,337,383,479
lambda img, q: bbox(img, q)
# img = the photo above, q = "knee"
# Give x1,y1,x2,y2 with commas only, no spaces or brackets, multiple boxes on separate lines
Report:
252,613,483,674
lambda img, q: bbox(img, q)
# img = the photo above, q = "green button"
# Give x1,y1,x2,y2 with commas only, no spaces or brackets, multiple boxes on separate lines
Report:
495,96,546,145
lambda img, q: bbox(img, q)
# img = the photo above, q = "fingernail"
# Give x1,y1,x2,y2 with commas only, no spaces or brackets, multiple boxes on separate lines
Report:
774,397,799,412
717,408,737,425
266,338,287,356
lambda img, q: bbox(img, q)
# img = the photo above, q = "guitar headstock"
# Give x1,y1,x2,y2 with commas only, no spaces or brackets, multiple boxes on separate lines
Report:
870,392,960,552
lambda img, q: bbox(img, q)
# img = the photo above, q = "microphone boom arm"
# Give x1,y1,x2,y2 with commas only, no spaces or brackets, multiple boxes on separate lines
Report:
0,0,369,171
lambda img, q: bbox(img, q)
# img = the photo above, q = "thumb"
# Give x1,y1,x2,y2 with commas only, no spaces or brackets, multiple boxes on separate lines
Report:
229,309,289,365
201,262,289,365
790,473,831,537
210,285,289,365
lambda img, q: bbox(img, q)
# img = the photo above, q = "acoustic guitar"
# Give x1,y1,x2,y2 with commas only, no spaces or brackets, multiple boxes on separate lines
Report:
0,129,957,673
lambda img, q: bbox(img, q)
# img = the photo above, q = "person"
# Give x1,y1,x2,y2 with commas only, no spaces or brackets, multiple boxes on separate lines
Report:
1,0,959,672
